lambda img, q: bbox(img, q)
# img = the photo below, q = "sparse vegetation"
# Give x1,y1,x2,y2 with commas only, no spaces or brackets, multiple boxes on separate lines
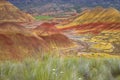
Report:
85,31,120,54
35,16,53,20
0,56,120,80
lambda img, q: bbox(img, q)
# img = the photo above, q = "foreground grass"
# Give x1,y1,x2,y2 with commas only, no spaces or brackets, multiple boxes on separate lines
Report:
0,56,120,80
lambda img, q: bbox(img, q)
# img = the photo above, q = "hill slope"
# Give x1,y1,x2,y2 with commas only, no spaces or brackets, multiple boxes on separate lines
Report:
57,7,120,29
0,0,35,23
33,22,74,48
0,22,74,60
0,22,48,60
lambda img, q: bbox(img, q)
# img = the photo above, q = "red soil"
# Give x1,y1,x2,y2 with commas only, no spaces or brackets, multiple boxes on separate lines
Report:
60,22,120,34
40,34,73,48
34,22,60,35
0,22,73,60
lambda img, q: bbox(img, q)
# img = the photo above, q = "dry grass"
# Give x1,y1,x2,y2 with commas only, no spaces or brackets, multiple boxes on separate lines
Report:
0,55,120,80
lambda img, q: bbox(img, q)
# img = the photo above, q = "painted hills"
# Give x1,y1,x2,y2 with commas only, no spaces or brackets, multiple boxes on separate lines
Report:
33,22,59,36
57,7,120,33
0,23,47,60
32,22,73,48
0,1,74,60
0,22,74,60
0,0,35,23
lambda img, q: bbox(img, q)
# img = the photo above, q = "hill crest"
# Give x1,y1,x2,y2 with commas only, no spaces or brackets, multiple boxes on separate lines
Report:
57,7,120,29
0,0,35,23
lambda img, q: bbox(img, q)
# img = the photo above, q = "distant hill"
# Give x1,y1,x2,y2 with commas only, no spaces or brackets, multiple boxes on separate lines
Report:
57,7,120,34
73,7,120,24
8,0,120,16
33,22,59,36
57,7,120,29
0,0,35,23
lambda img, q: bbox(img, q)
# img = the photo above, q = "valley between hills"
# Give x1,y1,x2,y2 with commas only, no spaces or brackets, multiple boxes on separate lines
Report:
1,0,120,80
0,0,120,60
